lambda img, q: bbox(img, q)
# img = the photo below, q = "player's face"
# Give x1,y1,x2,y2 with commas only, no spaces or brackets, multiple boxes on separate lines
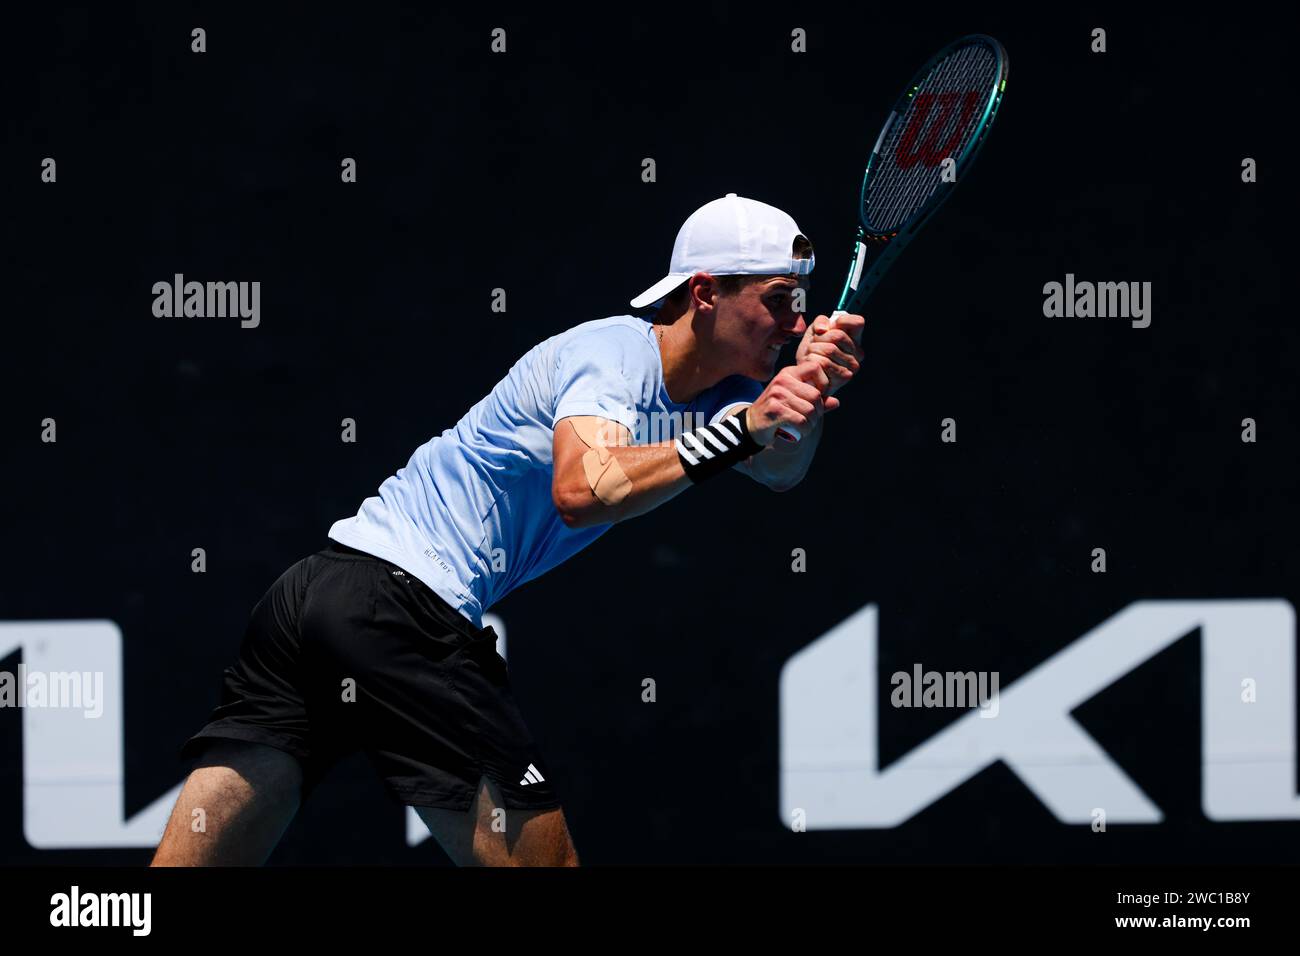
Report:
717,276,808,379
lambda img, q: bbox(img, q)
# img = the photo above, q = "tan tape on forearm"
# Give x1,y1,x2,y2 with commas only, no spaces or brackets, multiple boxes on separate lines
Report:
570,418,634,506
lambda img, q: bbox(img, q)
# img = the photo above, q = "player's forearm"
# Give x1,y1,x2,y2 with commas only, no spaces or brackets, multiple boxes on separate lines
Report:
558,441,691,529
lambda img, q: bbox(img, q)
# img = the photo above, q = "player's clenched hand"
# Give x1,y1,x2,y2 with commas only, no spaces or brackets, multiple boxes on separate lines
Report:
795,313,865,396
745,359,838,446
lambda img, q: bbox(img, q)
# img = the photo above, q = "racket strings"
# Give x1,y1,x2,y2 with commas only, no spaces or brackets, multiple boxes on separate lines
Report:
865,43,999,234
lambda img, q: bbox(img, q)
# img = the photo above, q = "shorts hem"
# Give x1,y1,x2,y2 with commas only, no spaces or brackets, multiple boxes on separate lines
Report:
388,782,562,813
180,725,311,765
388,785,476,812
496,795,564,811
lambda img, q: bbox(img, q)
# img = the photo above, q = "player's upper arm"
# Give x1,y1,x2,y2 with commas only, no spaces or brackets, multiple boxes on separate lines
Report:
552,415,632,528
552,326,648,428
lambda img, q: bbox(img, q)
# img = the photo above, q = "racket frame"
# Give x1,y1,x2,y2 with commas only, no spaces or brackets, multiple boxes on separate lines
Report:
775,35,1007,444
833,33,1009,315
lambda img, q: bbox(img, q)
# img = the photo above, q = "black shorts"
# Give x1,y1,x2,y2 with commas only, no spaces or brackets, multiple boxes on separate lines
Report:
180,541,560,811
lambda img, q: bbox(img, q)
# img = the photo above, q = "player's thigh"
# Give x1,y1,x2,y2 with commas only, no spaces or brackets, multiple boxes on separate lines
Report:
151,739,304,866
415,775,578,867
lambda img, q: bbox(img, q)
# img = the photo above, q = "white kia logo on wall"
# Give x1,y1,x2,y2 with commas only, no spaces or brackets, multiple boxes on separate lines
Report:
780,600,1300,829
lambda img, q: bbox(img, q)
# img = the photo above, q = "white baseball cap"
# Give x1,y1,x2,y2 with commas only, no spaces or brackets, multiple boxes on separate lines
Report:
630,193,815,309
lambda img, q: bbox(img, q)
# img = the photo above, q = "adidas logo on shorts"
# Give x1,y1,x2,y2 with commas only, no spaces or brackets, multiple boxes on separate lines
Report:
519,763,545,786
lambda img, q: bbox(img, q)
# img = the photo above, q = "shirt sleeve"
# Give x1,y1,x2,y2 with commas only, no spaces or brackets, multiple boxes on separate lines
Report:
553,326,655,432
704,374,765,425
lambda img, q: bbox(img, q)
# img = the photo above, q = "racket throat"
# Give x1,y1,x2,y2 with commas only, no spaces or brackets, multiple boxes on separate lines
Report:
837,230,870,311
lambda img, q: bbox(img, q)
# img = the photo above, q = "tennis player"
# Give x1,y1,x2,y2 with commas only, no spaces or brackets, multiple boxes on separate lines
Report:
150,194,865,867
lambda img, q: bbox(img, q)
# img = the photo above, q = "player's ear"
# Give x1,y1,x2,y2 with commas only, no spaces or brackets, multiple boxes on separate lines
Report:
690,273,719,313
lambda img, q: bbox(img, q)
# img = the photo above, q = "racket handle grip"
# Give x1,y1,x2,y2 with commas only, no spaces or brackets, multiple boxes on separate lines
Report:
773,312,844,445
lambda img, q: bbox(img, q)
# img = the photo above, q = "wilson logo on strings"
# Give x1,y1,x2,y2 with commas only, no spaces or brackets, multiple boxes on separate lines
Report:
894,90,982,169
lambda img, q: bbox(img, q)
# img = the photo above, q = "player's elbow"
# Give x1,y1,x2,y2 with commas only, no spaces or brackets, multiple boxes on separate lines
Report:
552,482,603,529
556,501,593,529
552,486,583,528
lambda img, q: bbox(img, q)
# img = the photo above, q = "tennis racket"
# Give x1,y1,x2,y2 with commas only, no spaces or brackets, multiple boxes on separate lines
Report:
777,34,1009,442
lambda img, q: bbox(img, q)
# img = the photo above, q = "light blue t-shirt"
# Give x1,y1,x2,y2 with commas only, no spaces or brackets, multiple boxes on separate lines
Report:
328,316,764,627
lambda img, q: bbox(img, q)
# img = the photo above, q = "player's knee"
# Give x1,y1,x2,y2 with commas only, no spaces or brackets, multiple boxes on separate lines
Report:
470,810,579,867
555,842,580,867
492,839,578,868
513,830,579,867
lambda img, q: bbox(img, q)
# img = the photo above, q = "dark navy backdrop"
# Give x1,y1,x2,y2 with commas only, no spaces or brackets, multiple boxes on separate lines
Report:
2,4,1295,864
